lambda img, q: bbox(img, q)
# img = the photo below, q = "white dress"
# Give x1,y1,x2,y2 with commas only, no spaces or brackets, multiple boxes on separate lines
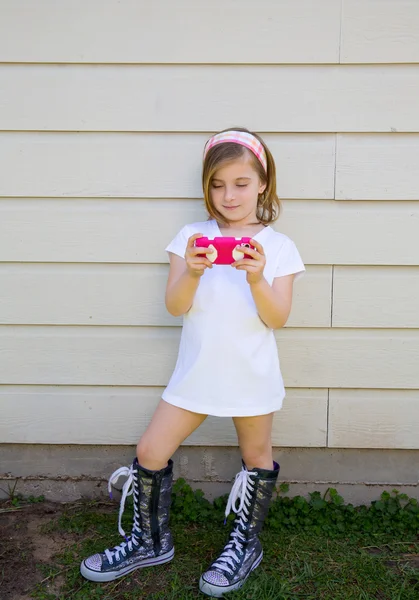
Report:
162,219,305,417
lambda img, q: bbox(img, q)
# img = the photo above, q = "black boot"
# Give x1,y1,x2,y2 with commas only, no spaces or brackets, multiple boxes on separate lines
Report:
199,461,279,597
80,458,174,582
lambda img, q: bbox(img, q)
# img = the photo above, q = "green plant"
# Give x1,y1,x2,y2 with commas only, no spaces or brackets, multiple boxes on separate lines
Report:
0,482,45,508
27,494,46,504
170,478,214,523
0,480,23,506
169,479,419,538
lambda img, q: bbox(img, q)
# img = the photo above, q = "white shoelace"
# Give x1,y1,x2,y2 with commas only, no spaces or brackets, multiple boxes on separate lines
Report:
105,465,140,564
211,469,256,575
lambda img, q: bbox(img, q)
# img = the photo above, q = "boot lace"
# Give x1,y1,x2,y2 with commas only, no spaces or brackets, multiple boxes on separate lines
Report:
105,465,141,564
211,468,257,575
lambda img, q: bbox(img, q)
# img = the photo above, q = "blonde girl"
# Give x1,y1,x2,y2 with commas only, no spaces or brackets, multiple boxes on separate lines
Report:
80,127,305,597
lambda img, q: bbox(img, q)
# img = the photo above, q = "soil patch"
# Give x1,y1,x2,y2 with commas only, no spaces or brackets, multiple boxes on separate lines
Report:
0,502,77,600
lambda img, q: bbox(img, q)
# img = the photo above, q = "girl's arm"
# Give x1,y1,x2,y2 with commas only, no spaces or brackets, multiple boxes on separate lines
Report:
232,239,295,329
249,275,294,329
165,233,213,317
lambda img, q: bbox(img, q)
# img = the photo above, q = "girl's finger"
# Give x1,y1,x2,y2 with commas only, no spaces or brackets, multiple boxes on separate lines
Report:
235,245,265,262
190,258,213,269
233,261,263,270
232,257,263,267
235,265,260,273
250,239,265,255
190,245,215,256
238,246,260,259
187,233,204,248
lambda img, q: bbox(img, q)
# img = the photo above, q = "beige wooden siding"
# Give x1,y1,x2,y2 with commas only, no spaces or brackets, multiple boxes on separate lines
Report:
1,0,419,451
1,65,419,132
0,387,327,447
336,134,419,200
1,199,418,265
333,267,419,328
0,0,341,63
0,133,335,199
1,327,418,389
2,132,418,199
0,264,331,328
329,390,419,449
341,0,419,63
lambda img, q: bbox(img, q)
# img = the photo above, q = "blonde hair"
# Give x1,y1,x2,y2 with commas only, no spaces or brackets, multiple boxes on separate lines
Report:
202,127,281,225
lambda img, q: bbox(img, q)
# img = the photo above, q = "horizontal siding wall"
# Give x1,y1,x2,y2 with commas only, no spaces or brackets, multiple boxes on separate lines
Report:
333,267,419,328
1,199,418,265
0,387,328,448
1,65,419,132
0,0,342,63
0,133,336,199
341,0,419,63
0,264,332,328
1,132,419,199
1,0,418,453
0,325,419,389
1,327,418,389
2,0,418,64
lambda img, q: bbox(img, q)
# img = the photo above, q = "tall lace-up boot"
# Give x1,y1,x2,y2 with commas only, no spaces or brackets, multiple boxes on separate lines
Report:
80,458,174,582
199,461,279,597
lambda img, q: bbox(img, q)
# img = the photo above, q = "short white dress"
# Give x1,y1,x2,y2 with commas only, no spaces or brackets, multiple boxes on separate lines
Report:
162,219,305,417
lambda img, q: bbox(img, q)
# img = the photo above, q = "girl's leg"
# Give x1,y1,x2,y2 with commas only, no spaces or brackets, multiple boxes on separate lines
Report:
232,412,274,470
136,399,207,470
81,400,207,583
199,412,278,598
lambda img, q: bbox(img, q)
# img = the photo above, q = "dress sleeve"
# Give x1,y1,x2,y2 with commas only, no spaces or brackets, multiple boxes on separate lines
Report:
274,238,306,281
165,225,190,259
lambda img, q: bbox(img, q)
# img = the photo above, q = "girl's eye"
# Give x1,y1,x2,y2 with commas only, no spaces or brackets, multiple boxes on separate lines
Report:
237,184,248,188
211,185,223,189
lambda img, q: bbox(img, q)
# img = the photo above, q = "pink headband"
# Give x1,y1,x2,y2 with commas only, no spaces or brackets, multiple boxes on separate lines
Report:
203,130,268,173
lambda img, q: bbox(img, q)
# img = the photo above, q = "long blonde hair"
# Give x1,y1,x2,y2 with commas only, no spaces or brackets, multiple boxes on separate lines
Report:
202,127,281,225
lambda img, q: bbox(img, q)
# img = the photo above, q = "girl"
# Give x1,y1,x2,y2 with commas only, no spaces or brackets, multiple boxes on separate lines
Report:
80,128,305,597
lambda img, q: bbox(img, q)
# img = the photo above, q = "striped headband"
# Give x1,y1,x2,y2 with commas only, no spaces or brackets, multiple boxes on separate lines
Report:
203,130,268,173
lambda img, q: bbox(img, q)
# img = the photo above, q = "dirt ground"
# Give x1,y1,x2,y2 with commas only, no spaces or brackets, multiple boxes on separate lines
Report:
0,501,79,600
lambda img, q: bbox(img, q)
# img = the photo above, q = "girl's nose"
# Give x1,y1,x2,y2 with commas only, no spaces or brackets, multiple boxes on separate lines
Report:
224,187,235,201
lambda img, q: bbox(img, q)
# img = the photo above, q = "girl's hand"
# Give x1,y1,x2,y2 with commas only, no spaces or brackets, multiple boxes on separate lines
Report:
232,239,266,284
185,233,214,278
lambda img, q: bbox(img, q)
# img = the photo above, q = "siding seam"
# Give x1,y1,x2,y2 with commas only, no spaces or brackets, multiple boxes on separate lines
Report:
333,133,337,199
327,388,330,448
328,265,334,448
339,0,343,64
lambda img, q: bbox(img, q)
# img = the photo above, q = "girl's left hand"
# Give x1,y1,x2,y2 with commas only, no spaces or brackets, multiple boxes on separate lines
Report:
231,239,266,284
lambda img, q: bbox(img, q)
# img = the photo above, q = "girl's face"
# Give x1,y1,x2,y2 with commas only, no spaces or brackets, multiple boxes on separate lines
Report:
210,154,267,226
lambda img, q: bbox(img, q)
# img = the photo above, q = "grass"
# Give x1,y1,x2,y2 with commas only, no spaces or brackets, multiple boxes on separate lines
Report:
27,500,419,600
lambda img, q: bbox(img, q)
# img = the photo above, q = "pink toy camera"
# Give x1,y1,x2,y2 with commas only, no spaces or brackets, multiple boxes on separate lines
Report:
195,237,255,265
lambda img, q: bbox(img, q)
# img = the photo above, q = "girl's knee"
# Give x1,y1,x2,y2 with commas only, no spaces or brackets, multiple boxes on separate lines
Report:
136,438,145,457
136,438,170,471
136,438,156,465
241,446,273,470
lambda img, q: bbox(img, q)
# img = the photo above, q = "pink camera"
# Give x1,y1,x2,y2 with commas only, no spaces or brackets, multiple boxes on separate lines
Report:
195,237,255,265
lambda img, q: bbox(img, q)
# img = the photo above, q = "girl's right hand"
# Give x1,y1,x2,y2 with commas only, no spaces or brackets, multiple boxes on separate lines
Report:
185,233,213,278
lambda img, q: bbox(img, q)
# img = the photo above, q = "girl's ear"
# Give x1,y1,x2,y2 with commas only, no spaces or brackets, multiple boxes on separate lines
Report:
259,182,267,194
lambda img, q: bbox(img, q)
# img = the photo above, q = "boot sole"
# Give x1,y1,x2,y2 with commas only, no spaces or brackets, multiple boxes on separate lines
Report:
80,547,175,582
199,549,263,597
